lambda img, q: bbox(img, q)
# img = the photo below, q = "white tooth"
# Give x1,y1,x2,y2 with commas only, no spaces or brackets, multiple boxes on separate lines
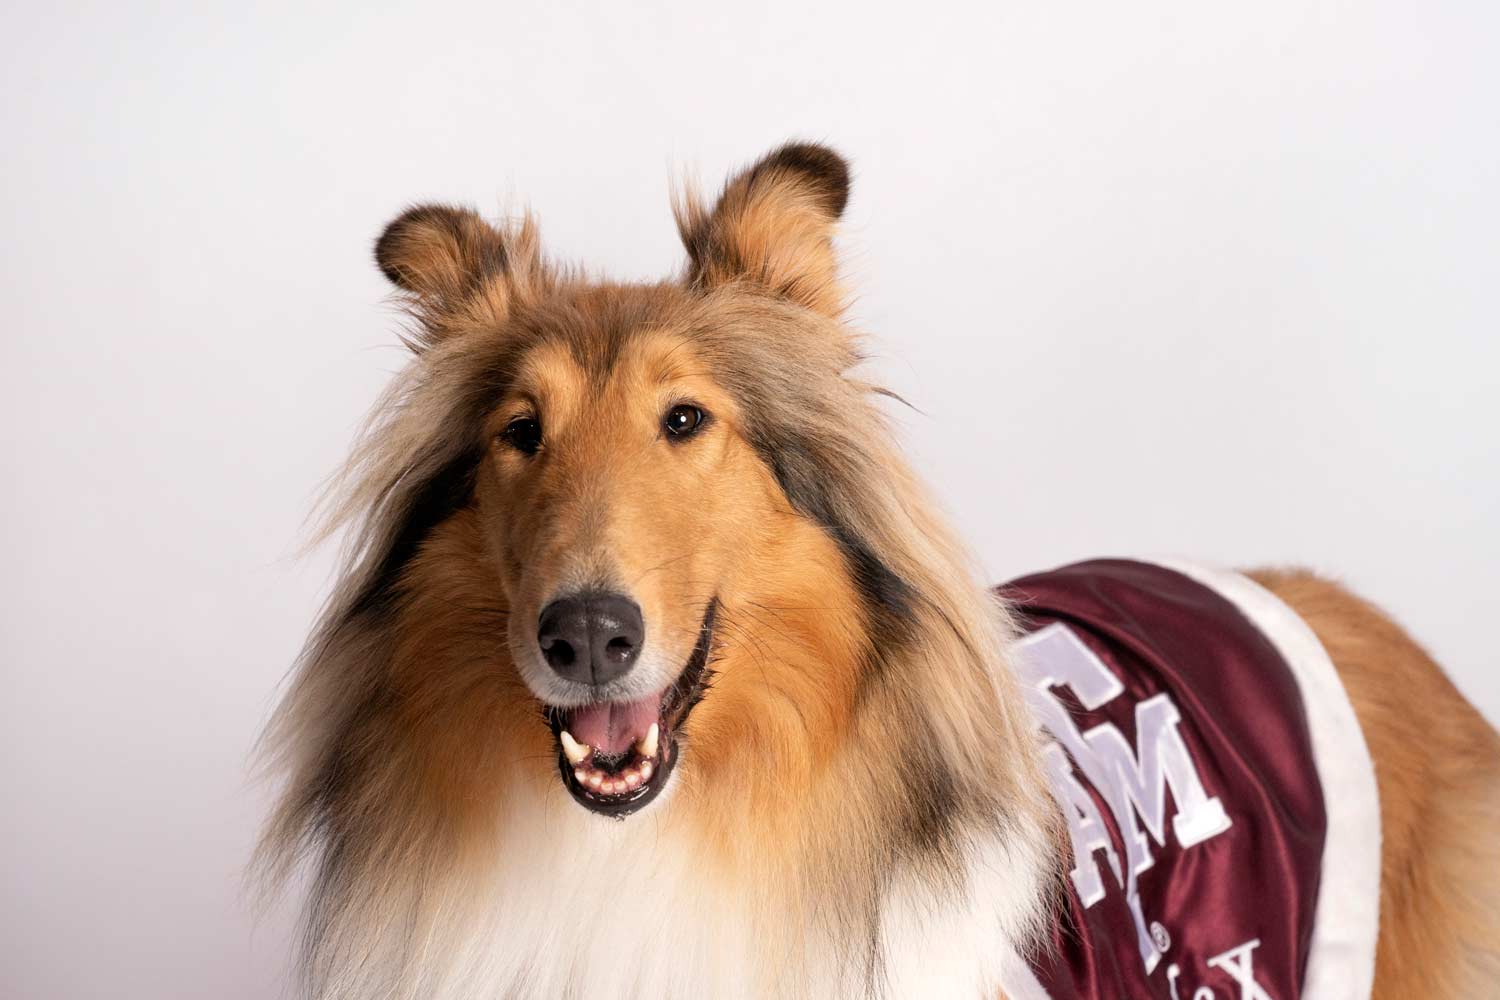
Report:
573,768,587,784
637,723,659,759
624,770,642,790
639,759,654,781
560,730,590,765
586,772,604,790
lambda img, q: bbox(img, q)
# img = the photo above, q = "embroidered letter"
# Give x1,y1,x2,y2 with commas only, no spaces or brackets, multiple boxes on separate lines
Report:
1014,623,1232,972
1040,742,1119,906
1206,939,1274,1000
1086,693,1231,850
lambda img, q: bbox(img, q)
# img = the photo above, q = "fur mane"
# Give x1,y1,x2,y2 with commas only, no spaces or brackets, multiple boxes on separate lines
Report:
257,148,1059,999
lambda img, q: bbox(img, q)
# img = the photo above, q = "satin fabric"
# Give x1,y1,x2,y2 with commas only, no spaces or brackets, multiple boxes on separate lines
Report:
1002,559,1327,1000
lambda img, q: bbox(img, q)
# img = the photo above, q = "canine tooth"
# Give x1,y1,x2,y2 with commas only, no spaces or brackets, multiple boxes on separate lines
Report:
637,723,659,759
560,730,590,765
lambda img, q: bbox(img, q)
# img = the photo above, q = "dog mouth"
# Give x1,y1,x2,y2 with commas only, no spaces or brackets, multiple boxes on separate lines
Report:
545,601,717,818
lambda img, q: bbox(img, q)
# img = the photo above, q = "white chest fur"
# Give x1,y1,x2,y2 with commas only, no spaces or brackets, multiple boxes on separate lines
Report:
389,773,1051,1000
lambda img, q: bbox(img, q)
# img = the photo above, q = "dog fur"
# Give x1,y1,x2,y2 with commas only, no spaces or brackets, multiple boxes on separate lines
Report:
258,143,1500,999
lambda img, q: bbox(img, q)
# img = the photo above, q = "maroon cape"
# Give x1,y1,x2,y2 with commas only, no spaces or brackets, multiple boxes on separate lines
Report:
1000,560,1335,1000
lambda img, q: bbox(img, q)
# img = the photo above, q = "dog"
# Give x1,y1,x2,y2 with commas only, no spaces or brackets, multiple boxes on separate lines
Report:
258,143,1500,998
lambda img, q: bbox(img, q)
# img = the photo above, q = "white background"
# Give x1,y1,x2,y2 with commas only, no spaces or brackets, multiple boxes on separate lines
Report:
3,2,1496,997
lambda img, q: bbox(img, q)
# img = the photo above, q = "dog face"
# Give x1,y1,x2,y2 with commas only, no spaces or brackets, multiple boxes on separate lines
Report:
368,145,892,819
477,318,783,815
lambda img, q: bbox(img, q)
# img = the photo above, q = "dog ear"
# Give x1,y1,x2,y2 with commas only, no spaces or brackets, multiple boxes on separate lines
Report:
374,204,520,319
676,142,851,317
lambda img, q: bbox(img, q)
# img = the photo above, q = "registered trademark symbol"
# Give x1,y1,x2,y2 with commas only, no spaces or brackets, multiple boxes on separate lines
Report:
1151,921,1172,953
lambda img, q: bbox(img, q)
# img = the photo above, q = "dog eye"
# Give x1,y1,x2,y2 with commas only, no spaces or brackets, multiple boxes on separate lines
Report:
663,404,707,440
501,417,542,455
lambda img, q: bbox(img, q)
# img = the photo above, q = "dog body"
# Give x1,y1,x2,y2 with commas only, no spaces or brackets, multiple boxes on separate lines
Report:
1004,558,1380,1000
260,145,1500,999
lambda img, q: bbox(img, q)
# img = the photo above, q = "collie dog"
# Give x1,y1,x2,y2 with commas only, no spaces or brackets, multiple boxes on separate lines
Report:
259,144,1500,998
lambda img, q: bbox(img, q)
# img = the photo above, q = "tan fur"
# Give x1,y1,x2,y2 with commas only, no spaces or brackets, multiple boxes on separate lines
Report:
676,143,851,317
260,141,1497,998
259,143,1059,998
1249,568,1500,998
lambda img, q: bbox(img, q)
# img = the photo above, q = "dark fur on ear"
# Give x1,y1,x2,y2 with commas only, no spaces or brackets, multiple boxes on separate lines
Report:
374,205,545,348
375,205,507,299
738,142,851,217
676,142,852,316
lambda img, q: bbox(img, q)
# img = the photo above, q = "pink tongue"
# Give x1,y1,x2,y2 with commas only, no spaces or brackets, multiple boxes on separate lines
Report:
566,693,661,755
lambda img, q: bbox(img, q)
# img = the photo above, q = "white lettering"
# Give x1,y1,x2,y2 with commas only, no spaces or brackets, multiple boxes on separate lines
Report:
1207,939,1275,1000
1014,623,1233,972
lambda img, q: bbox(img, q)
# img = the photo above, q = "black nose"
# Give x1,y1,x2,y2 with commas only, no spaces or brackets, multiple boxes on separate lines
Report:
536,591,645,686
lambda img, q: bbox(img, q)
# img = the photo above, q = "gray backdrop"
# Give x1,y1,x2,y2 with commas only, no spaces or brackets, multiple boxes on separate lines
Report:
3,2,1496,997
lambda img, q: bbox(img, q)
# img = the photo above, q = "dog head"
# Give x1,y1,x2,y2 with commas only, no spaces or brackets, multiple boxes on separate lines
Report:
265,146,1056,1000
360,144,914,819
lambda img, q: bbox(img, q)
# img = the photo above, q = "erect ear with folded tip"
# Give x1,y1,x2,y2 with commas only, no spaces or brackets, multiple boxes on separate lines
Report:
373,204,544,347
375,204,510,300
676,142,852,318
